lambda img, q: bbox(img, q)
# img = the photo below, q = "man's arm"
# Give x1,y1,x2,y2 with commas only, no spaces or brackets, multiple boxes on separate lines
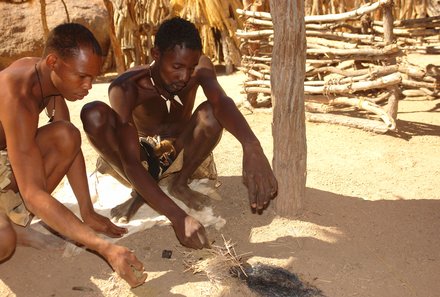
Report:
1,96,145,287
109,83,210,249
49,97,126,238
197,56,278,211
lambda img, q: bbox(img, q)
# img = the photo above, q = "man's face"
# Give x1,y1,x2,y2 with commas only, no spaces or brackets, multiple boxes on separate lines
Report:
50,47,102,101
157,45,201,94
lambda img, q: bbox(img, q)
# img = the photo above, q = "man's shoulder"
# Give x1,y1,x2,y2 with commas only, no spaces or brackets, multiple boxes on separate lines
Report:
197,55,214,69
194,56,217,83
109,67,147,90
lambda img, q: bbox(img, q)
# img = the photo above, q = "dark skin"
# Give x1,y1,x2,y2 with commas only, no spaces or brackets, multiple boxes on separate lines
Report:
0,48,146,287
81,45,278,249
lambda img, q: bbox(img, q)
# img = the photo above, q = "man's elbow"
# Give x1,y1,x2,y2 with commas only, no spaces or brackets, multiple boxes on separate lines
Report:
19,189,45,215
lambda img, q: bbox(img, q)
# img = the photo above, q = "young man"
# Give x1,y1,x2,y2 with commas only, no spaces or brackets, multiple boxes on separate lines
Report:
81,17,278,249
0,23,146,287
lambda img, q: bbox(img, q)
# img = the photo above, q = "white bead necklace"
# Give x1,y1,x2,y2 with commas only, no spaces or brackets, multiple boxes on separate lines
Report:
148,61,183,113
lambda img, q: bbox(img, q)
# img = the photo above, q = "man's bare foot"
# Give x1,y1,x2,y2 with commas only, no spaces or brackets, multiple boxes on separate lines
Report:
14,225,65,251
110,191,145,223
167,175,211,210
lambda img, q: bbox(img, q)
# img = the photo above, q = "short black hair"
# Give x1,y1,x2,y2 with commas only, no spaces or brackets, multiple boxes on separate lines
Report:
43,23,102,58
154,17,202,53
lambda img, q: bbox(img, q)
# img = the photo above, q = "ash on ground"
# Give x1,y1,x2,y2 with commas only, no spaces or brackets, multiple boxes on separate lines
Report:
231,263,325,297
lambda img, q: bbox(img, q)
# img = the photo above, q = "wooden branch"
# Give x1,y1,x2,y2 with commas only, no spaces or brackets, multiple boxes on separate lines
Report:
244,86,272,94
39,0,49,38
373,15,440,28
402,79,438,90
304,0,392,23
242,55,272,62
306,44,399,57
306,30,384,43
304,72,402,94
238,0,393,24
402,89,436,97
306,112,391,133
240,67,270,79
236,29,274,38
60,0,70,23
236,8,272,20
306,64,399,78
243,17,273,27
305,91,392,104
307,37,359,49
244,80,271,87
373,25,440,37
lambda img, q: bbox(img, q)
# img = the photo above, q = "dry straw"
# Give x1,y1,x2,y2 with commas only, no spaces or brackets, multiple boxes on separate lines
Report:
182,235,250,284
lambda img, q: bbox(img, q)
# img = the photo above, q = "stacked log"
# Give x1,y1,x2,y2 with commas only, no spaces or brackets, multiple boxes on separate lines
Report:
374,16,440,54
237,0,440,133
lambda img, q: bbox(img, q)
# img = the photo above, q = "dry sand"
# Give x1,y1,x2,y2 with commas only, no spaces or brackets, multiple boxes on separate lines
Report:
0,59,439,296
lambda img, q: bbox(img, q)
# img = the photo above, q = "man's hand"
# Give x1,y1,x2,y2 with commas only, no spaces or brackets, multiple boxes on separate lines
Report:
242,143,278,213
82,211,128,238
172,215,210,249
103,244,148,288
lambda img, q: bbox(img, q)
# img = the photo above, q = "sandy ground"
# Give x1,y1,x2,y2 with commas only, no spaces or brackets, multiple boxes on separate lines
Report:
0,59,440,297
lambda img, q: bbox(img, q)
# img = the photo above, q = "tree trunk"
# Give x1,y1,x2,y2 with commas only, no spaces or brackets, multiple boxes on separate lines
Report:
383,2,401,121
270,0,307,217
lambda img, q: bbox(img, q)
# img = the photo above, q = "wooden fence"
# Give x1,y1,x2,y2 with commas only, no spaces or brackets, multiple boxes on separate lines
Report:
237,0,440,133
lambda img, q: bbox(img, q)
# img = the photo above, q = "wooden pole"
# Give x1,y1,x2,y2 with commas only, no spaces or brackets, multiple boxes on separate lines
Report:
382,1,401,121
270,0,307,217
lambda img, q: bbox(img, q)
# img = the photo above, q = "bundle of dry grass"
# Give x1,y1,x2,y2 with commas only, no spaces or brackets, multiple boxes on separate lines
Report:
183,235,249,284
182,235,325,297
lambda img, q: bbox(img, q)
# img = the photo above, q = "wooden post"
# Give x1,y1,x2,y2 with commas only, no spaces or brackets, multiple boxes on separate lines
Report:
270,0,307,217
382,1,401,121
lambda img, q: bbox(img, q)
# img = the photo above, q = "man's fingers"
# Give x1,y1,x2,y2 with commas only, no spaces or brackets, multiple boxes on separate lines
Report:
269,175,278,198
124,253,147,287
105,225,126,238
105,219,127,237
128,253,144,271
197,230,211,249
247,175,257,208
111,224,128,236
124,268,147,288
246,172,277,212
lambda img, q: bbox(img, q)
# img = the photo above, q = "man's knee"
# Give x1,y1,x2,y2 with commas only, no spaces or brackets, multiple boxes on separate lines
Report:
0,216,17,262
50,121,81,155
81,101,112,135
194,102,222,133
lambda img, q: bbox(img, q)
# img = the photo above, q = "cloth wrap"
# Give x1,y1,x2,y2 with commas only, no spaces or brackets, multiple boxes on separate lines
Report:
96,136,218,187
0,150,31,226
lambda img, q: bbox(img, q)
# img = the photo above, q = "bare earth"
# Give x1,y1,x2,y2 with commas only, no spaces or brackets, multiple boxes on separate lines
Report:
0,57,439,296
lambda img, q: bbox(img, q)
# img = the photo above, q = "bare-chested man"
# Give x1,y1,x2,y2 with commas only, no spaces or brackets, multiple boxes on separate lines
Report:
0,23,146,287
81,17,278,249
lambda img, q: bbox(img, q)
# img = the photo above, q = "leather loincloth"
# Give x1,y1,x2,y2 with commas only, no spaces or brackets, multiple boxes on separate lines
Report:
96,136,218,186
